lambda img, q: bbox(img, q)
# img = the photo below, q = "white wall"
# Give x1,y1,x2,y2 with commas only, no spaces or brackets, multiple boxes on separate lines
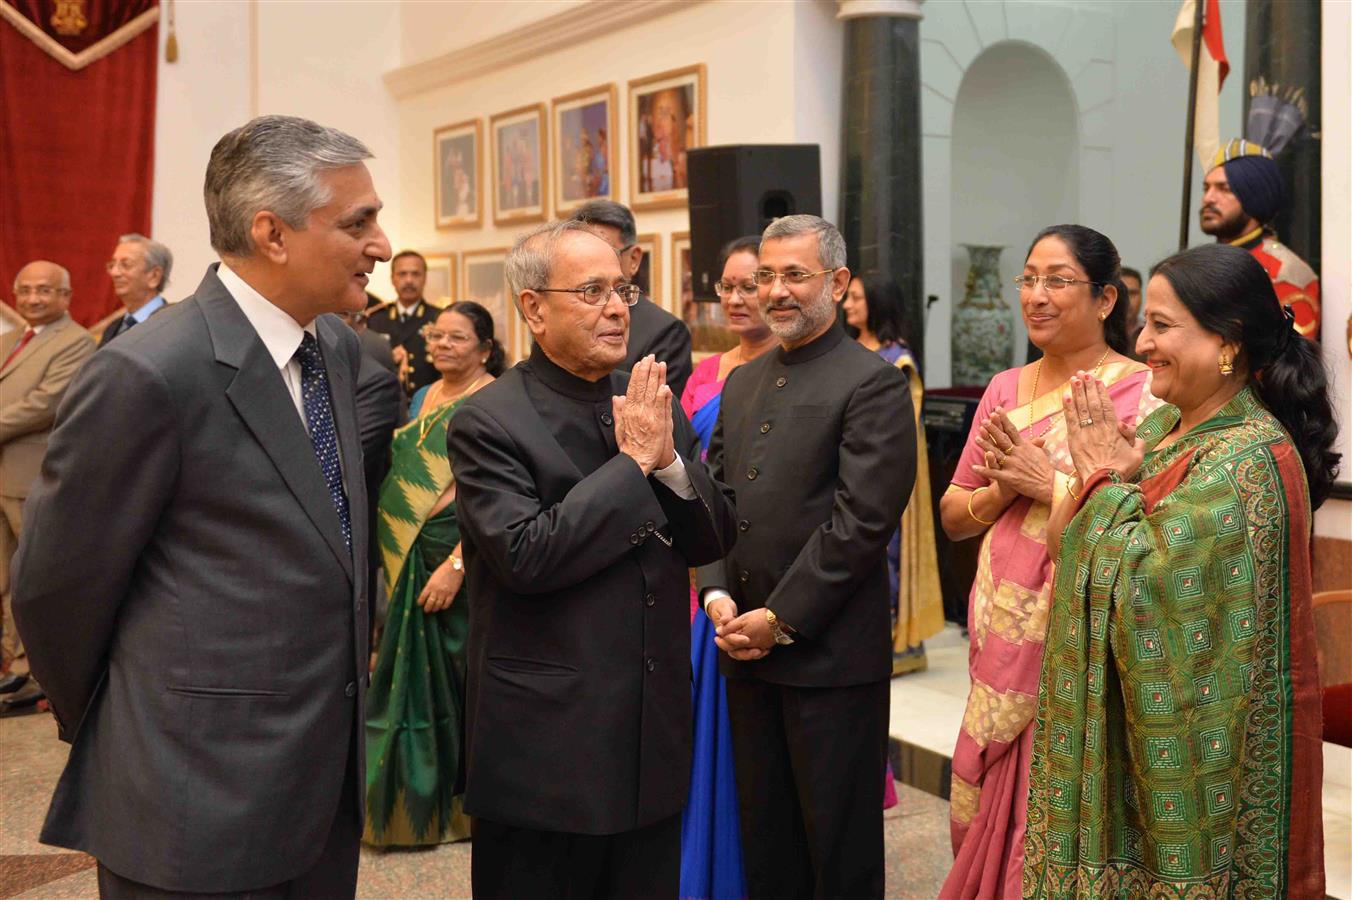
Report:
1316,0,1351,541
152,1,404,300
399,0,585,68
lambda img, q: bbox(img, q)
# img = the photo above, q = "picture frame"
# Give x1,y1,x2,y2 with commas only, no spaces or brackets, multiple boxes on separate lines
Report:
490,103,548,226
423,252,458,308
670,231,692,324
551,83,618,215
460,247,518,361
634,232,661,311
433,119,482,229
628,64,707,211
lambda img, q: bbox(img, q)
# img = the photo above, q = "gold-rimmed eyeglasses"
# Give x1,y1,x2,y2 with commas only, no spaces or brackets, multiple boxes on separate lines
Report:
422,327,477,346
752,268,839,289
15,285,67,299
1013,274,1102,293
535,283,641,307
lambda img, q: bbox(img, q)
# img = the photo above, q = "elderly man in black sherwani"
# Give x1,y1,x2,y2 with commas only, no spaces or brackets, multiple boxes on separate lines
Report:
447,220,736,900
699,215,916,900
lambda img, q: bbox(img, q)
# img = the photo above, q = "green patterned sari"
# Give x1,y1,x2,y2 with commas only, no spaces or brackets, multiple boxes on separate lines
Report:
364,396,472,846
1023,388,1325,898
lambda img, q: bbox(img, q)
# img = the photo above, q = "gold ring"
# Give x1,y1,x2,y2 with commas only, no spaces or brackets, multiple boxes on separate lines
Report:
1080,417,1094,426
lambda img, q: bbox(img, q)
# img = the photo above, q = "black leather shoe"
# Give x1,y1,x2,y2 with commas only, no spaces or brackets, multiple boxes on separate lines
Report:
0,682,44,716
0,673,28,694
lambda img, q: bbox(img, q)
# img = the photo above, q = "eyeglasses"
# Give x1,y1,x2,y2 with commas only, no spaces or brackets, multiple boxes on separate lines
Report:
752,268,839,289
422,328,477,345
714,279,758,299
535,283,641,307
1013,274,1102,292
105,259,145,273
15,285,66,299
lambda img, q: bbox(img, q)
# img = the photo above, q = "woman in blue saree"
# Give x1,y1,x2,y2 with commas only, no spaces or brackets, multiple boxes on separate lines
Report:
679,235,775,900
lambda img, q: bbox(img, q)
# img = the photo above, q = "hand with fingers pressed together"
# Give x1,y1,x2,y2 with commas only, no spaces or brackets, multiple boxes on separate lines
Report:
1063,371,1144,483
971,407,1056,506
614,354,676,476
714,608,775,661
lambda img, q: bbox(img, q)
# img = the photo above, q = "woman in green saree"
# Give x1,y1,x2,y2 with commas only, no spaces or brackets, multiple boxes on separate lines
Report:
1025,245,1338,898
364,301,505,846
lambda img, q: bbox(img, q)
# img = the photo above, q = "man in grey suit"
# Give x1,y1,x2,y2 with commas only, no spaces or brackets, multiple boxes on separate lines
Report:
13,115,391,898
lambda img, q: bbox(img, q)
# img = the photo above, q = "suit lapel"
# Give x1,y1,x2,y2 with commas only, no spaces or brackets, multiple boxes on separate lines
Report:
196,267,355,581
0,316,68,380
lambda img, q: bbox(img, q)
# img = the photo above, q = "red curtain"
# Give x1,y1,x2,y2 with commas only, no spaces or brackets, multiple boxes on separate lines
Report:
1,0,158,328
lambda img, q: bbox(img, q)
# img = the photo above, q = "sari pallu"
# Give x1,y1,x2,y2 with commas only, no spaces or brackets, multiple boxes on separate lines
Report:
364,397,472,846
944,361,1155,899
1023,388,1324,898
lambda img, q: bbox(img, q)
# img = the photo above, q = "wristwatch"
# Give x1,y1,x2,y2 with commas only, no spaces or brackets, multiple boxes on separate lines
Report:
449,555,464,572
764,609,796,646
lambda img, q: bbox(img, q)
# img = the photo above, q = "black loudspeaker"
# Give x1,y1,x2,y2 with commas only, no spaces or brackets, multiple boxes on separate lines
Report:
920,388,983,628
687,144,822,301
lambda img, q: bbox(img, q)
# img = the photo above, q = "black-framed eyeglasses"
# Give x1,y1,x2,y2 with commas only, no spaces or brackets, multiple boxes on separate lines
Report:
535,283,641,307
752,268,839,288
714,279,758,299
1013,274,1102,292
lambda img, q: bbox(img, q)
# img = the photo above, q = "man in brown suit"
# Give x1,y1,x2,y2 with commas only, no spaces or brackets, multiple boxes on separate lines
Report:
0,261,95,708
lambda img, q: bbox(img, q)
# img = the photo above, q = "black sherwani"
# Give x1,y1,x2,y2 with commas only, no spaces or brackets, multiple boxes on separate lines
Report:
366,298,438,394
446,345,736,896
698,321,915,899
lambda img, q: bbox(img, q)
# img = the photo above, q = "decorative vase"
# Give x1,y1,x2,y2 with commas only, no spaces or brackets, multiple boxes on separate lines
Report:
951,244,1014,387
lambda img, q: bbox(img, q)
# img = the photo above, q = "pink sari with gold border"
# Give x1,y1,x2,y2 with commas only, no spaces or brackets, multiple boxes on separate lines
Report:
940,361,1158,899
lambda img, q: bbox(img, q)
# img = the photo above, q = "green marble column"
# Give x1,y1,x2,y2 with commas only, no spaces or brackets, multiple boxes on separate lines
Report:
838,1,925,373
1244,0,1321,269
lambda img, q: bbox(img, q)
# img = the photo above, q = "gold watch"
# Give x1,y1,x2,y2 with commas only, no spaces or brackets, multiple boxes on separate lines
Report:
449,555,464,572
764,609,796,646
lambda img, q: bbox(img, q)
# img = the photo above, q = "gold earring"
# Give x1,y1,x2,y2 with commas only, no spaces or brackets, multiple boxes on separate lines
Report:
425,351,435,364
1218,352,1234,376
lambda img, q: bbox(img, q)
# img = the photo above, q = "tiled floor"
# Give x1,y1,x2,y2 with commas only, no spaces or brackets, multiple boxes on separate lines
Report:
2,625,1345,899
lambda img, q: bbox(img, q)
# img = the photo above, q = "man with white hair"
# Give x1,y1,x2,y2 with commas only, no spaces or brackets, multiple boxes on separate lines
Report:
448,220,735,898
14,115,389,898
698,215,915,899
101,233,173,345
0,261,94,710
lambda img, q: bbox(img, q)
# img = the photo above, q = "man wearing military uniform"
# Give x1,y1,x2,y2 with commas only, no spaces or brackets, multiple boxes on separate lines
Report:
367,249,440,393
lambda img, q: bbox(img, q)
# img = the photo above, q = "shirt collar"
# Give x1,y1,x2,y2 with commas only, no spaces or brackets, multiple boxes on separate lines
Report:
397,299,422,318
216,263,316,369
129,295,166,324
527,342,614,402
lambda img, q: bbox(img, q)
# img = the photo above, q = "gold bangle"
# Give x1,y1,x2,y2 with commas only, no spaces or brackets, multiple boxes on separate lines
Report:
1066,479,1082,503
967,487,997,526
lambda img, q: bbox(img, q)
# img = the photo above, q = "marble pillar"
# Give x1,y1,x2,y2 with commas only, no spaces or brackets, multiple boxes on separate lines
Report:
837,0,925,374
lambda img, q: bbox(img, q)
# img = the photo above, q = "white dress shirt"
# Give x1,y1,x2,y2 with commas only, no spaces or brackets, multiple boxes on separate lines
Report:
216,263,315,430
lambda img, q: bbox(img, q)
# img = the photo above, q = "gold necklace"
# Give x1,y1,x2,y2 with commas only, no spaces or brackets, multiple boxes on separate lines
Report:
1026,348,1111,433
418,372,488,445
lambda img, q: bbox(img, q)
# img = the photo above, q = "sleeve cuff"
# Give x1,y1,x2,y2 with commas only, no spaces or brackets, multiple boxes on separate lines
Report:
652,453,696,499
701,587,732,616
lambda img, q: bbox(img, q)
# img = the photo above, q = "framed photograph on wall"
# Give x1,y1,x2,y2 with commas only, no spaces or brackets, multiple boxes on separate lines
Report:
670,231,692,322
551,83,617,215
634,233,661,310
461,247,518,361
490,103,548,226
433,119,481,229
628,64,707,211
423,252,458,307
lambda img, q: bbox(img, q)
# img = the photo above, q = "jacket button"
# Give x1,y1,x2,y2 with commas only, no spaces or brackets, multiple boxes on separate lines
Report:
747,467,758,481
600,412,614,426
776,376,787,387
645,521,656,533
738,570,750,583
630,533,640,544
344,681,357,698
739,519,750,532
646,658,656,672
645,592,656,607
760,422,772,434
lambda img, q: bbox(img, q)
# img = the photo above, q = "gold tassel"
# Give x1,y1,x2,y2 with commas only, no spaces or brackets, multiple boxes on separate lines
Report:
165,0,178,62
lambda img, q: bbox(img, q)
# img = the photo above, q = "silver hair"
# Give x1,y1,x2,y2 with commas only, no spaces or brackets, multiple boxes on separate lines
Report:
761,214,847,270
504,220,605,311
204,115,372,257
117,233,174,291
14,262,71,293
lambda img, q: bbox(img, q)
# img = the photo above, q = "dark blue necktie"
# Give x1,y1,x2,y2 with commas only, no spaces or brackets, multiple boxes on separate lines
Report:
122,314,137,332
294,333,352,551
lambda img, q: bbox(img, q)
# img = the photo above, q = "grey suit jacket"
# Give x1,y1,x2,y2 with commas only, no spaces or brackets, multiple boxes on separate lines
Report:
12,265,369,893
0,314,95,498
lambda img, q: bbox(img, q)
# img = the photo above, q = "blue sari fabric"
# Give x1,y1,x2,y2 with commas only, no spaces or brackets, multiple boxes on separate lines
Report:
680,382,746,900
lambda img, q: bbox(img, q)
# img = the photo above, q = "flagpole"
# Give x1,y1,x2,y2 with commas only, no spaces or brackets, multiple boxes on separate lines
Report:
1179,0,1205,251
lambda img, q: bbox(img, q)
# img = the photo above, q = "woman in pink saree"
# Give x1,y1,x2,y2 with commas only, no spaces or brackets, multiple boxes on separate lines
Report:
937,225,1159,898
